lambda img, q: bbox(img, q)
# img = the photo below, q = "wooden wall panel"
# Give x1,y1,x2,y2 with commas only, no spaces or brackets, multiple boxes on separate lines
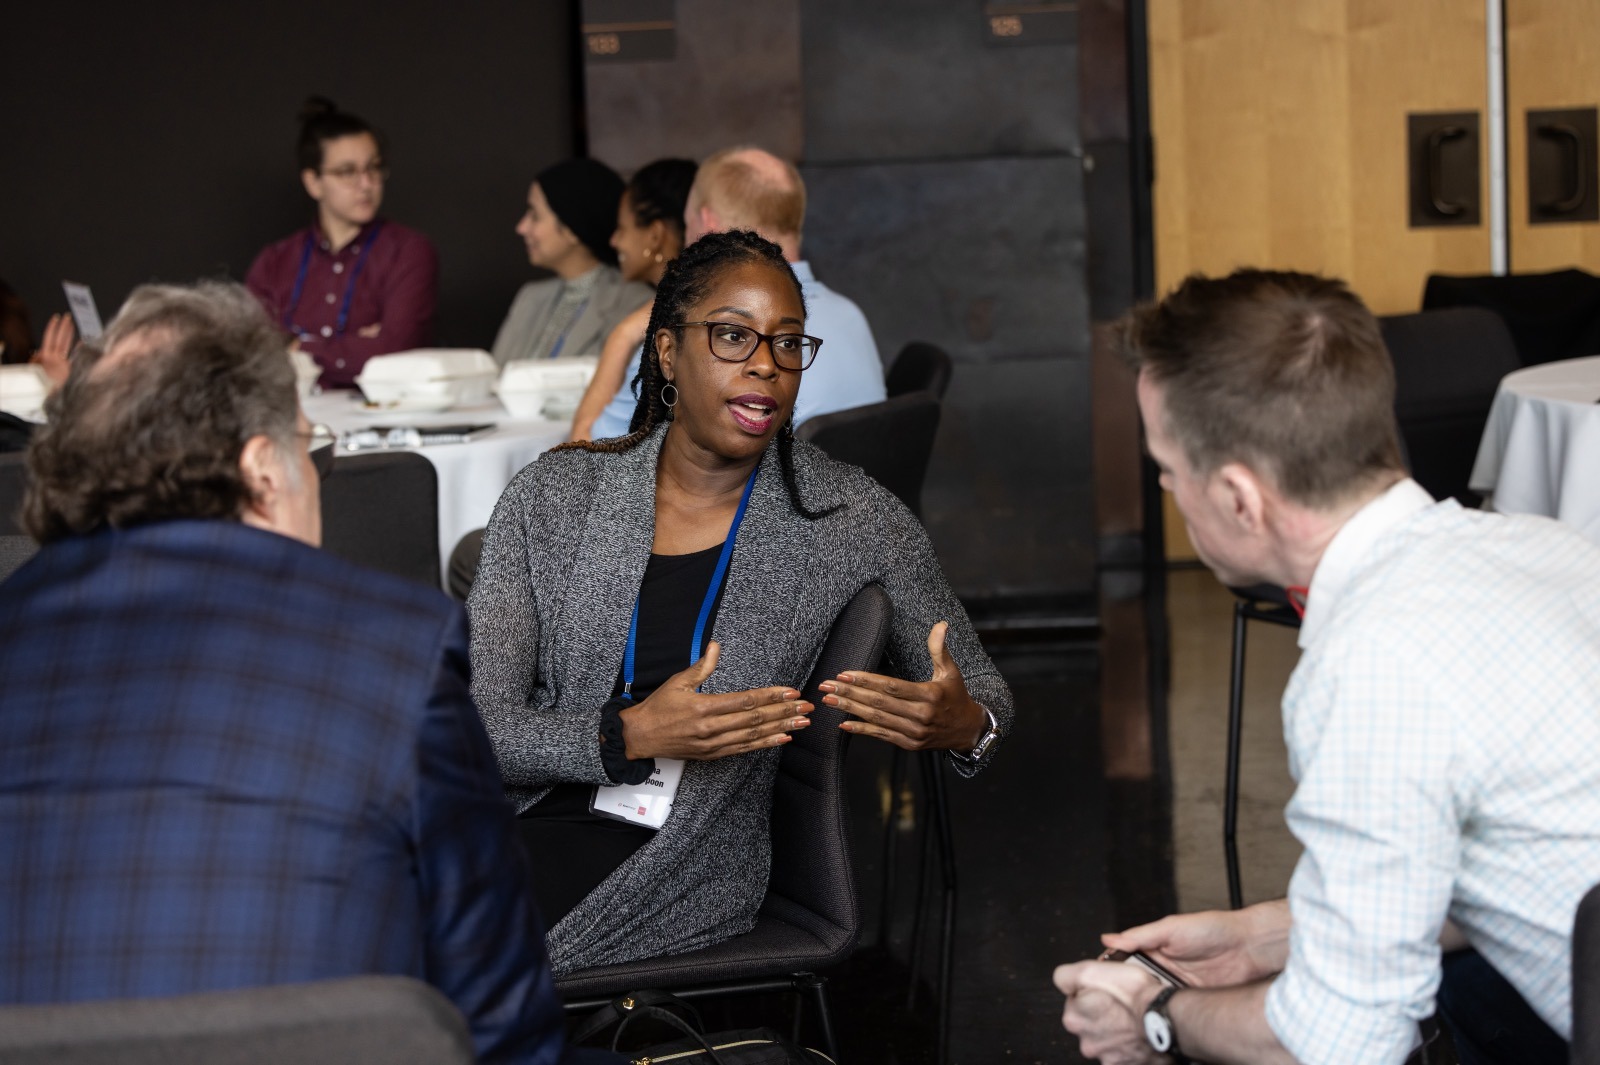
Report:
1148,0,1490,316
1148,0,1491,559
1507,0,1600,272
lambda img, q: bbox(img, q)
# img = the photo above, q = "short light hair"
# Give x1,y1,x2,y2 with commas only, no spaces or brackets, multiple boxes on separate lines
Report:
693,146,806,239
24,282,299,543
1118,269,1405,509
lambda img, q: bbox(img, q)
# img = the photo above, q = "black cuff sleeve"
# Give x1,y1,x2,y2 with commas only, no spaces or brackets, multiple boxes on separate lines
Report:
598,696,655,786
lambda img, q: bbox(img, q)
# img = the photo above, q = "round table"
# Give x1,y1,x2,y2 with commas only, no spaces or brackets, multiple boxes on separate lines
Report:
305,392,569,582
1469,355,1600,543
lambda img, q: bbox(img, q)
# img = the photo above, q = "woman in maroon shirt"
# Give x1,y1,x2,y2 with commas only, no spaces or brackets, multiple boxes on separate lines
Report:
245,97,438,389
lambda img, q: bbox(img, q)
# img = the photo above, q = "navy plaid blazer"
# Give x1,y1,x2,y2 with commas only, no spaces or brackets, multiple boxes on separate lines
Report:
0,520,570,1065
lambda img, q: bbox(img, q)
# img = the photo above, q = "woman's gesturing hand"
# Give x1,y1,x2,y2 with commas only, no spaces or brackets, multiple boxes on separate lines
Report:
817,621,987,753
620,641,812,761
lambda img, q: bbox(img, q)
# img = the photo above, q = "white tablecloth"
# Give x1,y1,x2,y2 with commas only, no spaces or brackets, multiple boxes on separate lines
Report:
1469,355,1600,543
305,392,568,582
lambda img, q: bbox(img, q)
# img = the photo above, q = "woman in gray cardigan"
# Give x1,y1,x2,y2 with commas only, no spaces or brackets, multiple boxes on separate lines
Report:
468,230,1012,974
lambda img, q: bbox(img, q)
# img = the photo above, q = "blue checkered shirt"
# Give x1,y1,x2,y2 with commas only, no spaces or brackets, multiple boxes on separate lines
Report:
1265,480,1600,1062
0,520,570,1065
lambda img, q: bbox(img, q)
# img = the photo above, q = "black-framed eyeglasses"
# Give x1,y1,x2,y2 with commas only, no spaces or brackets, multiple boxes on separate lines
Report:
676,321,822,372
320,161,389,183
298,423,338,480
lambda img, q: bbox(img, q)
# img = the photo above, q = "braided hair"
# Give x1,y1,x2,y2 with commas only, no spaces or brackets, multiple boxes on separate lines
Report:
556,229,834,519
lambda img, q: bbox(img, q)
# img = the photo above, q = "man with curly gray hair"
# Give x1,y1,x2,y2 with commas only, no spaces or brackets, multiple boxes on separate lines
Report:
0,282,599,1065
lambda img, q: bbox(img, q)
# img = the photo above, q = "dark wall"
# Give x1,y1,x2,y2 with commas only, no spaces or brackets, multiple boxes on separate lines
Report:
800,3,1093,612
580,2,1095,613
2,2,578,350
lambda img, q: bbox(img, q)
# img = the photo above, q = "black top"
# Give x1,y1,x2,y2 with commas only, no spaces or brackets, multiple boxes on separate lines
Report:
517,542,728,926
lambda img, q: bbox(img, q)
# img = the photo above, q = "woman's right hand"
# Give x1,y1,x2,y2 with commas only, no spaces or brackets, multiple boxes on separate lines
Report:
619,641,812,760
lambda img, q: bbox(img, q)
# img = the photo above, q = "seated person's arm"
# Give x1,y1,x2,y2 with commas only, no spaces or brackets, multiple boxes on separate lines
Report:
570,302,649,442
412,611,570,1064
1104,900,1293,987
815,502,1013,767
467,495,614,788
294,240,439,384
1057,963,1299,1065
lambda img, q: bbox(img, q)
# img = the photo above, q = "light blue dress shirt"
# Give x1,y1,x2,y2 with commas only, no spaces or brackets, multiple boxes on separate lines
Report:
590,260,885,440
1262,479,1600,1062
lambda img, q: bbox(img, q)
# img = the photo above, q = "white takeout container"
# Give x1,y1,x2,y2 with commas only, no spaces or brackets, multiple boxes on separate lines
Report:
497,355,599,420
0,364,53,423
289,349,320,399
353,349,498,413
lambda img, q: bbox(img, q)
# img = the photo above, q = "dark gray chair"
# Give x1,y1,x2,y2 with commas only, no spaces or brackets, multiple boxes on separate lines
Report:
1379,306,1522,507
0,451,27,536
797,395,955,1061
797,393,941,519
1575,882,1600,1064
1220,583,1301,909
885,341,953,400
319,451,441,590
0,534,37,581
0,976,473,1065
558,583,893,1065
447,529,485,602
1424,268,1600,368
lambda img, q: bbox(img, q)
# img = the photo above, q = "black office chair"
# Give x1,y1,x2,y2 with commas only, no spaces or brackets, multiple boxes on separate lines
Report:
885,341,953,400
319,451,441,590
1379,307,1522,507
1575,881,1600,1065
1423,268,1600,367
1219,583,1301,909
0,451,28,536
0,976,473,1065
796,394,955,1061
797,393,941,519
557,583,893,1064
447,529,485,602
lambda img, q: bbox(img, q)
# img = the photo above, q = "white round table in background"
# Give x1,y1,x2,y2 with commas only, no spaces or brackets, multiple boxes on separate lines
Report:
304,392,569,582
1470,355,1600,543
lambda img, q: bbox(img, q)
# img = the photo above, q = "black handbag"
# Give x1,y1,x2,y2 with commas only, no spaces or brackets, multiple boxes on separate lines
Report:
571,988,835,1064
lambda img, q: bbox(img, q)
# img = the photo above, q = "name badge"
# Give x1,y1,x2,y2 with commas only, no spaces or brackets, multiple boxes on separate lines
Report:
591,758,684,829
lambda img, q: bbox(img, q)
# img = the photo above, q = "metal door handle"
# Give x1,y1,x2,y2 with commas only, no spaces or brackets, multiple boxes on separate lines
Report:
1535,122,1588,214
1426,126,1469,216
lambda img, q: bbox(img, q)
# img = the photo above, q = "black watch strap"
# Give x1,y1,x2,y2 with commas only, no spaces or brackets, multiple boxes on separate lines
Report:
1146,986,1191,1063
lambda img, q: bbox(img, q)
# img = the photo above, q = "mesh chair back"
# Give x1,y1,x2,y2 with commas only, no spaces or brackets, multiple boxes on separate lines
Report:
1423,268,1600,367
1379,307,1521,506
886,341,953,400
760,583,892,956
1576,882,1600,1064
0,452,27,535
319,451,441,590
0,976,473,1065
797,393,941,518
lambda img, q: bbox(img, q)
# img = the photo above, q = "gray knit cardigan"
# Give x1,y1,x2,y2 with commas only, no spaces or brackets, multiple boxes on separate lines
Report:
467,423,1013,973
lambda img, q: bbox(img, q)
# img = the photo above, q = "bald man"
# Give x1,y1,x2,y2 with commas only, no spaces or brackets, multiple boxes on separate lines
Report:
587,146,885,440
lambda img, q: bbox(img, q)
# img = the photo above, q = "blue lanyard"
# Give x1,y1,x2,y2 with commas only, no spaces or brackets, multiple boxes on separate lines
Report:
621,466,760,701
283,221,385,338
546,297,591,359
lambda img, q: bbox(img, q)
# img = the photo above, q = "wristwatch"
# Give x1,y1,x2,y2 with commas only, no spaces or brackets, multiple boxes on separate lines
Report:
951,703,1001,766
1143,986,1190,1062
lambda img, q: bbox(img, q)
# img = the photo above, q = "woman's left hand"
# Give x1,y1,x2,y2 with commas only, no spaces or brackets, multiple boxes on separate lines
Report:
818,621,988,753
